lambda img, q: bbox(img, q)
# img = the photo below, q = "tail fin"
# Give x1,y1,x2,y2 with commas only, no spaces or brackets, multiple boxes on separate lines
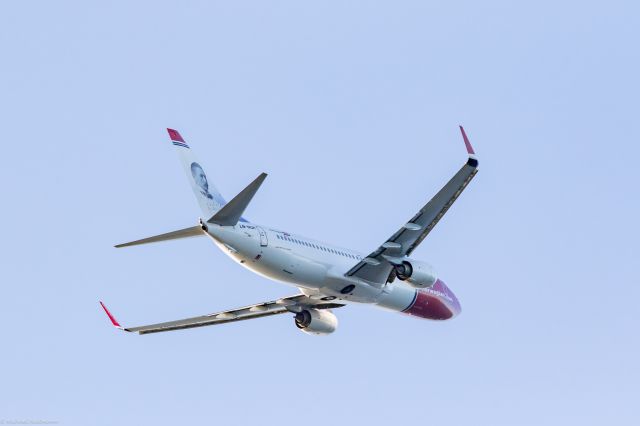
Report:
167,128,226,217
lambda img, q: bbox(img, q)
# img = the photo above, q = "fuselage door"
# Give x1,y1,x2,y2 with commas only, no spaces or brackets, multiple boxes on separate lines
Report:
256,226,268,247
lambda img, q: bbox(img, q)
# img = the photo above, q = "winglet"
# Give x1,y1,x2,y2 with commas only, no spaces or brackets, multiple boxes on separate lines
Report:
459,125,474,155
459,126,478,167
99,301,124,330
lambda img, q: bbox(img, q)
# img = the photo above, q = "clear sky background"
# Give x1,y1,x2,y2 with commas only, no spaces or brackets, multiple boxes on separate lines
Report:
1,1,638,425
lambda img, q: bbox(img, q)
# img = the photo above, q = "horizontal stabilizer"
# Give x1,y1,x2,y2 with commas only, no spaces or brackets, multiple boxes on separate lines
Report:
207,173,267,226
115,225,204,248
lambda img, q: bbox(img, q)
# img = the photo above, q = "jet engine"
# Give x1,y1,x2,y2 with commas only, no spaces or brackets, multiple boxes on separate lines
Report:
294,309,338,335
394,260,437,288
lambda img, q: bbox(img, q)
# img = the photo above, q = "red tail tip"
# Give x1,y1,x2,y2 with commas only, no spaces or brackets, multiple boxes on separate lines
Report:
99,301,122,328
167,128,185,142
459,125,475,155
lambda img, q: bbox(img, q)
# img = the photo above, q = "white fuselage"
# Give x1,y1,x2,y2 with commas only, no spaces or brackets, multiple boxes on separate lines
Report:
204,221,425,315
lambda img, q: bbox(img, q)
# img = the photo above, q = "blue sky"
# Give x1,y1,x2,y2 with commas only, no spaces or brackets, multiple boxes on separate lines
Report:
1,1,638,424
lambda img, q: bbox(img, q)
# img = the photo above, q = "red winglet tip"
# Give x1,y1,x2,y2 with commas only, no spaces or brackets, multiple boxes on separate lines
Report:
167,128,185,142
99,301,122,328
459,125,475,155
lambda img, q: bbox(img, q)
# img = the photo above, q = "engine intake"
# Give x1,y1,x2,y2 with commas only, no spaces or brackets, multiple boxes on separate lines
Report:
394,260,437,288
294,309,338,335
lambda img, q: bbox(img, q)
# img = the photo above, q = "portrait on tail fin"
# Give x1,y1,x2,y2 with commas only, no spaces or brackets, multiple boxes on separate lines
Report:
190,161,225,212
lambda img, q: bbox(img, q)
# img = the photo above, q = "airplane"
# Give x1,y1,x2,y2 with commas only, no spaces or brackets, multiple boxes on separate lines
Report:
100,127,479,335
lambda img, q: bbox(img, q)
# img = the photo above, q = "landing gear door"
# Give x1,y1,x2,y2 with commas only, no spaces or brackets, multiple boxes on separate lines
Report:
256,226,268,247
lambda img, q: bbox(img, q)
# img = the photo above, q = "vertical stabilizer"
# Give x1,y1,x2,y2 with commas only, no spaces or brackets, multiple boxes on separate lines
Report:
167,128,226,217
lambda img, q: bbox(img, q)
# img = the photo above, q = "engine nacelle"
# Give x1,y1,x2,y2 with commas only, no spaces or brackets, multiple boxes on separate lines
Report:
395,260,437,288
294,309,338,335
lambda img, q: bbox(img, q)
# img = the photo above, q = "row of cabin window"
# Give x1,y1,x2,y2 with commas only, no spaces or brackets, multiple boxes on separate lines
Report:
276,234,361,260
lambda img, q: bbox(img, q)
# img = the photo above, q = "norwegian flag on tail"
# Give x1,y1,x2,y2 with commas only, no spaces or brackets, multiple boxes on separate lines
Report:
167,128,189,148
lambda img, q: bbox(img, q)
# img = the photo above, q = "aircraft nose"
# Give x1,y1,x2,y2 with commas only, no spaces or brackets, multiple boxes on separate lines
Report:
402,279,461,320
435,279,462,317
